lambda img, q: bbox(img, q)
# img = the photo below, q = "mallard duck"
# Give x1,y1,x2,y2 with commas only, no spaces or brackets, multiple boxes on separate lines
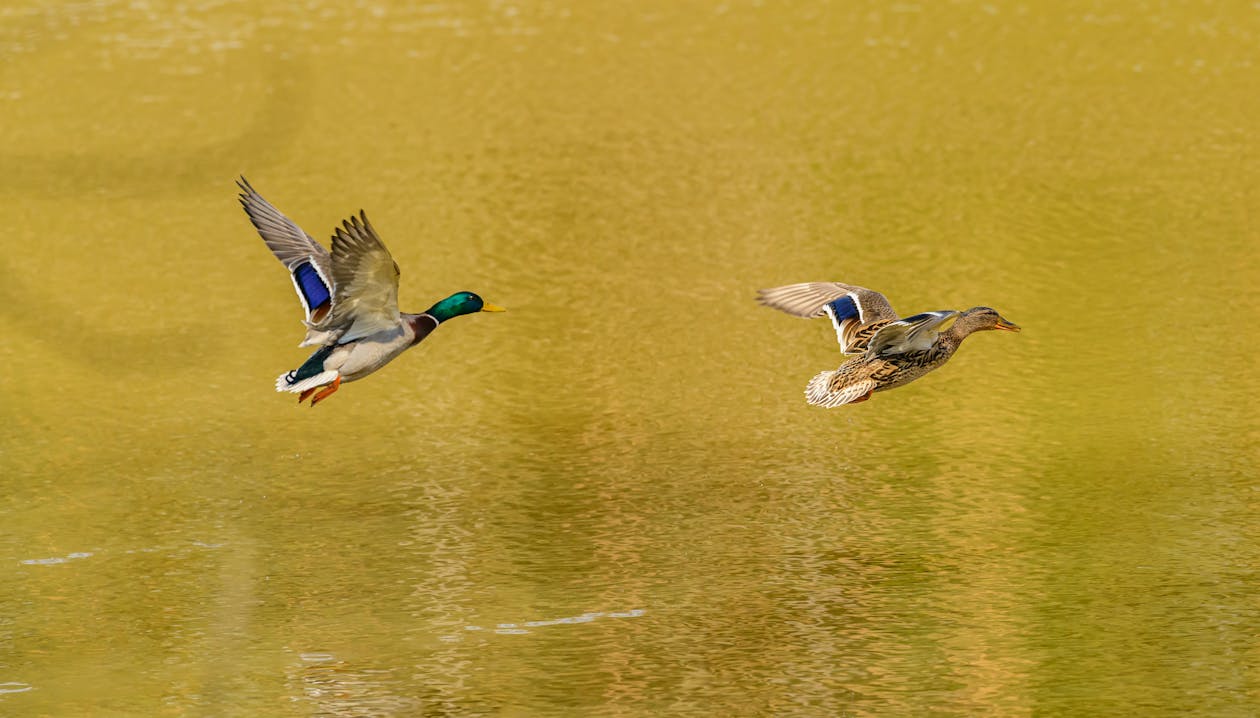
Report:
757,282,1019,407
238,177,504,406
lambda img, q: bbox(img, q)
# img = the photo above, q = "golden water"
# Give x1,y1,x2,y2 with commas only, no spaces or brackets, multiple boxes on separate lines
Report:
2,1,1258,715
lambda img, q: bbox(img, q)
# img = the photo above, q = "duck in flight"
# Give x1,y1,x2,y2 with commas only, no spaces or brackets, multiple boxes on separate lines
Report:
757,282,1019,407
238,177,505,406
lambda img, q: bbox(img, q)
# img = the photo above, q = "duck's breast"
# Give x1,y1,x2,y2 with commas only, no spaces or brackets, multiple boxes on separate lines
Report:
336,325,413,382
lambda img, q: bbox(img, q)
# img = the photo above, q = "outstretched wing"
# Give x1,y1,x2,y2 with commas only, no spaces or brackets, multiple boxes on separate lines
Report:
756,281,899,355
866,311,959,356
315,211,402,343
237,177,334,325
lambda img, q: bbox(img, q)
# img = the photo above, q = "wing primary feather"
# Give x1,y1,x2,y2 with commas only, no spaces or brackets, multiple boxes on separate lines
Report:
238,177,338,335
756,282,897,322
319,208,403,343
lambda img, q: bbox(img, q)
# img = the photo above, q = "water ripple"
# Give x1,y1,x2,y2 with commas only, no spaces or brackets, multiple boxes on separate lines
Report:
461,608,646,636
19,552,92,566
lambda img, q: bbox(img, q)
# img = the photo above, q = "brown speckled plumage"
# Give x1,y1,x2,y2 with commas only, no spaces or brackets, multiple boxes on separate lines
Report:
759,282,1020,407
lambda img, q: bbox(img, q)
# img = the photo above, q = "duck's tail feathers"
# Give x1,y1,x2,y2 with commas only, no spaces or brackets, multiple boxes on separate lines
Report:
276,369,339,394
805,371,877,408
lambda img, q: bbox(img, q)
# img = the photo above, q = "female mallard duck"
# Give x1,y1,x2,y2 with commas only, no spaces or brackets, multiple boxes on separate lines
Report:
238,177,504,406
757,282,1019,407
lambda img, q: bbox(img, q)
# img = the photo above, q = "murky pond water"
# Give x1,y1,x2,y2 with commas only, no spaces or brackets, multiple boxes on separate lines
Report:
2,1,1258,715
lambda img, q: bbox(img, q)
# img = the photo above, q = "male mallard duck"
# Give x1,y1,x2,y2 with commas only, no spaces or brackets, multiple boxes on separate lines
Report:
238,177,504,406
757,282,1019,407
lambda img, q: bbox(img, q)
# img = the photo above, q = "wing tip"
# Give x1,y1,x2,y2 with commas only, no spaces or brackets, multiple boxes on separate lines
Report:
333,211,379,247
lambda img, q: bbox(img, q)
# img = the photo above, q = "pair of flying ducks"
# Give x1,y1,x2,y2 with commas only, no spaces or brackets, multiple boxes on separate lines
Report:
239,180,1019,408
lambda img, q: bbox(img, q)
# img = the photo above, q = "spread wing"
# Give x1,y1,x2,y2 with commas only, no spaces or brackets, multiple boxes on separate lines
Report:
315,211,402,343
237,177,335,326
756,281,899,355
866,311,959,356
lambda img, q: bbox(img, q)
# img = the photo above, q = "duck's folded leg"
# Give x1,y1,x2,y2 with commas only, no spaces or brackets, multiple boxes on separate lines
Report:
309,375,342,407
297,386,320,403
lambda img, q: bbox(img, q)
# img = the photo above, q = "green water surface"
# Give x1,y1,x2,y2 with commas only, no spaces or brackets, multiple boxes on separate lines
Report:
1,1,1258,715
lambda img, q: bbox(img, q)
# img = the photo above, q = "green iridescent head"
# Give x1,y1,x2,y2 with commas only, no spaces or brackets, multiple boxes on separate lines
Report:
426,291,506,323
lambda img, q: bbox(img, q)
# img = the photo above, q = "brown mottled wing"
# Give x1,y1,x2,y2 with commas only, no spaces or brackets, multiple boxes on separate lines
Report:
756,281,899,355
316,211,402,343
866,311,959,356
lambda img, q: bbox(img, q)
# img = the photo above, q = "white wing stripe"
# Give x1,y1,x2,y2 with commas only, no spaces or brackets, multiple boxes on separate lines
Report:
285,257,334,321
821,292,864,353
822,304,846,349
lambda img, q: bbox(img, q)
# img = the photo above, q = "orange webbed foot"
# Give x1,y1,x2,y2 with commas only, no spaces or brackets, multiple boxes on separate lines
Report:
309,375,342,407
298,386,319,403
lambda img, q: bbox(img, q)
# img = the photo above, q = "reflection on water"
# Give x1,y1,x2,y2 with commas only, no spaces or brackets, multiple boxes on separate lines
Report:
289,652,420,717
465,608,646,636
0,684,33,695
2,0,1259,716
19,552,93,566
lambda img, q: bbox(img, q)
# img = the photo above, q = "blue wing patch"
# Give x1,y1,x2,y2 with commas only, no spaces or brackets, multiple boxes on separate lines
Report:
823,294,864,353
825,295,860,323
291,261,331,320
